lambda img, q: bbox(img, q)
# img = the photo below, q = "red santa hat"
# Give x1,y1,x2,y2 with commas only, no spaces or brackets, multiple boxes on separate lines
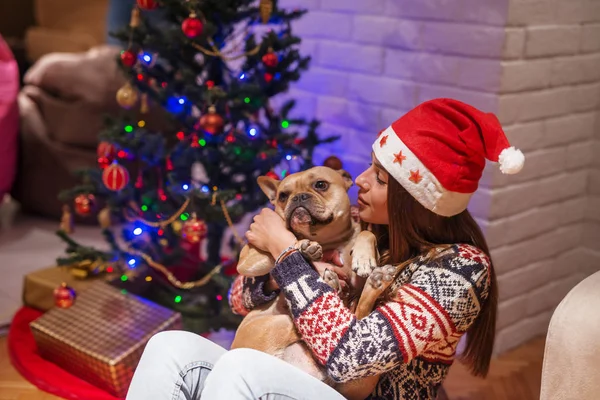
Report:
373,98,524,217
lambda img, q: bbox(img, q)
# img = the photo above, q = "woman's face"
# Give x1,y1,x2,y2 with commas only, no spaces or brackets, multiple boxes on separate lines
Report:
355,153,389,225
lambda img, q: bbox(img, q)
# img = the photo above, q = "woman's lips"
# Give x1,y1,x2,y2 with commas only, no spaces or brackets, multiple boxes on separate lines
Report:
357,196,368,206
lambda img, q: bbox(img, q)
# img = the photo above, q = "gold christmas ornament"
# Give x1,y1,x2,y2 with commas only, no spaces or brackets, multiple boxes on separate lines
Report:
116,83,139,109
171,220,183,235
60,205,74,234
98,207,112,228
260,0,273,23
130,7,141,28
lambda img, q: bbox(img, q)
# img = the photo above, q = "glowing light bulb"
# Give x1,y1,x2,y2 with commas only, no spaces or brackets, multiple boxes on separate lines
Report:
133,228,143,235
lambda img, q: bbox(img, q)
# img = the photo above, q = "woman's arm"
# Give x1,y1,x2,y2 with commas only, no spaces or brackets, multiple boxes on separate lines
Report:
228,274,279,316
271,247,491,382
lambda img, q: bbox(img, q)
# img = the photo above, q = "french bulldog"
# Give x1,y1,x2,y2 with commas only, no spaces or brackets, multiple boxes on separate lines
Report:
231,166,398,400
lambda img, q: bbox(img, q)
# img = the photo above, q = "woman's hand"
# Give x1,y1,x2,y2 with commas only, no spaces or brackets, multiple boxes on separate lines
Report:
246,208,296,260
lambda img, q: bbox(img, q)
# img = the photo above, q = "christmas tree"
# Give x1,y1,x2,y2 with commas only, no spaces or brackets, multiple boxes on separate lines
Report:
55,0,337,332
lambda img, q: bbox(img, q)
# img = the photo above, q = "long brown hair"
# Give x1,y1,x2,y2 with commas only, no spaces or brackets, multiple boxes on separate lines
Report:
369,177,497,378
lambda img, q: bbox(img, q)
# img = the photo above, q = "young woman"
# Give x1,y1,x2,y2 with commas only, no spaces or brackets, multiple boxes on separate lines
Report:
126,98,524,400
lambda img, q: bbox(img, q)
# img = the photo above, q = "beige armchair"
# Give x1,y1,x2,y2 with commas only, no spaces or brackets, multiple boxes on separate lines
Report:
540,270,600,400
24,0,108,62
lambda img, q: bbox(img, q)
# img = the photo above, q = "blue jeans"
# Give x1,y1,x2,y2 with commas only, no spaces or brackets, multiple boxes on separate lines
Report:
126,331,345,400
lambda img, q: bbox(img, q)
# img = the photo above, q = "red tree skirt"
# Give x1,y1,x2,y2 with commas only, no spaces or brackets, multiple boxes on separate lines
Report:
8,307,121,400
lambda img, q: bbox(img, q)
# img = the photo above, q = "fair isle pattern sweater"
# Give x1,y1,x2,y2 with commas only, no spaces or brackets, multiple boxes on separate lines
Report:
230,244,491,400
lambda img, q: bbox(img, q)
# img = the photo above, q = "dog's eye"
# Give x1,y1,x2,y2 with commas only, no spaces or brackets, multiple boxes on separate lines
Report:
314,181,329,191
278,192,289,202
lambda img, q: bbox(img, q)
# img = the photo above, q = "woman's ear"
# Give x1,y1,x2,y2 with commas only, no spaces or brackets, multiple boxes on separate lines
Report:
257,176,281,203
337,170,353,191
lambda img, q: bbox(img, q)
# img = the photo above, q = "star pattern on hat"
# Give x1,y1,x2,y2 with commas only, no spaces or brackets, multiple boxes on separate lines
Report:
394,151,406,165
409,169,422,184
380,135,389,147
378,129,385,137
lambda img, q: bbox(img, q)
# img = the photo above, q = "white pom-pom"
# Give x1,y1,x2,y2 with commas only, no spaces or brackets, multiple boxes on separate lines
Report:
498,147,525,174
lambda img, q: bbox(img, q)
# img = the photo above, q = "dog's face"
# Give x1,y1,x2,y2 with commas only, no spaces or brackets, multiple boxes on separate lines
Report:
258,167,354,245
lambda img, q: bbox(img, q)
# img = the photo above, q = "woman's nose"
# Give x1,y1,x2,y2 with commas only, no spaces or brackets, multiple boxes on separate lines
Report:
355,172,370,190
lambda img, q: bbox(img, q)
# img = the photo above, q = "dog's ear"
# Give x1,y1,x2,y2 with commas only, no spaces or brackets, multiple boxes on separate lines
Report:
337,169,353,191
257,175,281,203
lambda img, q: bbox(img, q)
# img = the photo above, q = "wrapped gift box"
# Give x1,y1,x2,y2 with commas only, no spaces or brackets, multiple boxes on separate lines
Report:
22,265,111,312
30,281,182,398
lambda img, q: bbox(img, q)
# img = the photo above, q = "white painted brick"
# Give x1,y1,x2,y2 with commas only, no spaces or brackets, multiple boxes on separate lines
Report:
282,88,317,119
526,278,574,316
456,58,502,93
507,2,556,27
318,42,385,74
555,248,591,279
353,17,422,50
418,84,499,114
379,108,410,128
314,122,361,158
468,188,492,220
566,141,595,170
295,67,348,97
320,0,386,14
316,97,382,132
525,26,581,58
421,23,505,58
460,0,508,26
544,112,596,147
587,196,600,223
581,24,600,52
278,0,319,8
569,83,600,113
589,169,600,195
550,54,600,86
492,147,566,187
497,295,528,331
348,75,417,109
498,261,552,300
505,204,561,244
583,221,600,249
504,121,545,152
384,50,460,86
494,311,553,355
579,247,600,276
559,197,588,225
482,218,511,248
293,12,353,40
593,141,600,165
503,28,526,59
582,1,600,24
299,39,318,59
500,60,552,93
385,0,462,22
498,94,523,125
554,0,586,24
536,171,588,206
515,88,573,122
489,182,540,219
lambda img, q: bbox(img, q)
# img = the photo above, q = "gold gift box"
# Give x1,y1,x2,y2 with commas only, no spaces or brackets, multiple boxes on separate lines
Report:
30,281,183,398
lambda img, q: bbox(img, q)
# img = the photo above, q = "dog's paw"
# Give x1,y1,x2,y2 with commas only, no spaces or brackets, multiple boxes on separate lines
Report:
368,264,397,289
322,268,341,293
295,239,323,261
351,250,377,278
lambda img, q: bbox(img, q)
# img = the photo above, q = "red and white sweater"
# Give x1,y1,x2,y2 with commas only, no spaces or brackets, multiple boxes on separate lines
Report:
229,244,491,400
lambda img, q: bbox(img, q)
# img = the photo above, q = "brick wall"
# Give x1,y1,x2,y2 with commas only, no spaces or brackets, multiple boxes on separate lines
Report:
484,0,600,354
272,0,600,354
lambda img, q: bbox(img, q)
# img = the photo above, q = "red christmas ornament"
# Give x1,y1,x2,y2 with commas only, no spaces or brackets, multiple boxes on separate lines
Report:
264,73,274,83
166,158,174,171
206,80,215,89
158,188,167,201
182,214,207,244
120,50,137,67
97,141,117,160
266,171,279,180
136,0,158,10
74,194,96,216
135,173,143,189
199,106,225,135
54,282,76,308
182,15,203,38
262,52,278,68
102,162,130,191
294,138,305,145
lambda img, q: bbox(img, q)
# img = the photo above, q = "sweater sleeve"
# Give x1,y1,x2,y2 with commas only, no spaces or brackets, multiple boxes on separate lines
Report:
271,246,491,383
228,274,280,316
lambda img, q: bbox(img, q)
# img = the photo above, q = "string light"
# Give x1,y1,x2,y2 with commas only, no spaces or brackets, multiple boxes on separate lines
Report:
174,295,182,303
181,213,190,221
141,205,148,211
199,139,206,146
281,120,289,128
201,185,210,193
121,275,128,282
128,259,136,266
107,266,114,273
138,120,146,127
248,126,258,137
244,97,250,104
183,184,189,190
176,131,185,140
216,295,223,301
125,125,134,133
121,289,128,295
239,73,246,80
133,227,143,235
286,155,292,161
145,276,152,282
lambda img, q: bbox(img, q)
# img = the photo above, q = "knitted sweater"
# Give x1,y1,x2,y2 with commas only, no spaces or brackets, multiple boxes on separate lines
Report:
229,244,491,400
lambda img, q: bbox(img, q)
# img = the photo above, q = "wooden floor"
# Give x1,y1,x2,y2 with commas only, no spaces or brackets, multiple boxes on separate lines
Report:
0,335,545,400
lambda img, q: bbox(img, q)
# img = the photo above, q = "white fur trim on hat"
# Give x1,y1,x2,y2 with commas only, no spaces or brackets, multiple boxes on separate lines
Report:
372,127,473,217
498,146,525,175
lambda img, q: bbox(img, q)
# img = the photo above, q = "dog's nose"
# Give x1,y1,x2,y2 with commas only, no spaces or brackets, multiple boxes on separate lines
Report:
292,193,312,203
